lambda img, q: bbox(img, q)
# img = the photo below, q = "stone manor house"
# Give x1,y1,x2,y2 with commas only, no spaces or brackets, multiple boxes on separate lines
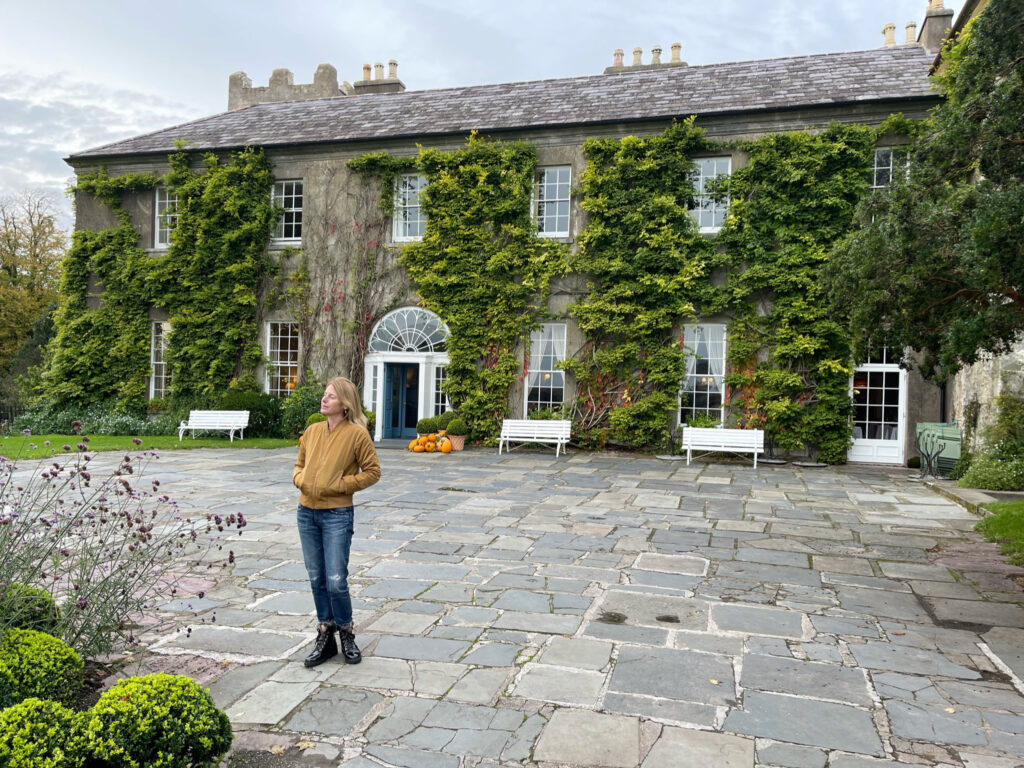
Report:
67,2,970,461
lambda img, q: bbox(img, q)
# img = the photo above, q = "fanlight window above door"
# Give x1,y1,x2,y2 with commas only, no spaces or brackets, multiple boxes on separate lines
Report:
369,307,449,352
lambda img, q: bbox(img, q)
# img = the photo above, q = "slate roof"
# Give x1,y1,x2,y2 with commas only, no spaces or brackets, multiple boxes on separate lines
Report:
70,46,937,160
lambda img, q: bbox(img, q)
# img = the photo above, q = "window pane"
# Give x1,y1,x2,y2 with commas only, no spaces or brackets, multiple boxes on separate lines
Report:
535,166,571,236
273,181,303,240
688,157,731,232
267,322,300,397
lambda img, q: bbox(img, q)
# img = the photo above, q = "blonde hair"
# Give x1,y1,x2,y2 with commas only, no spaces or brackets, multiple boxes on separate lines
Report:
326,376,367,428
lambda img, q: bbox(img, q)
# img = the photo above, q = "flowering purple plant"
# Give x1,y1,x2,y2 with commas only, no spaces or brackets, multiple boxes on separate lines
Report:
0,434,246,657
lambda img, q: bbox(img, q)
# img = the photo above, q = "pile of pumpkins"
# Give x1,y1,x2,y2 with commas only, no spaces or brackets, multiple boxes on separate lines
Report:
408,432,453,453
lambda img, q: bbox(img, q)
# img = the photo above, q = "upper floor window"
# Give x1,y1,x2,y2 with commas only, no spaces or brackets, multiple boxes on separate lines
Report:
150,321,171,399
273,181,303,241
680,324,726,425
871,148,910,189
154,187,178,249
525,323,567,413
266,321,300,397
689,157,731,233
534,166,571,237
393,174,427,242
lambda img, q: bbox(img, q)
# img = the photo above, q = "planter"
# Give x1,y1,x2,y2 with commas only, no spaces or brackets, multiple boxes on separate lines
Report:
447,435,465,451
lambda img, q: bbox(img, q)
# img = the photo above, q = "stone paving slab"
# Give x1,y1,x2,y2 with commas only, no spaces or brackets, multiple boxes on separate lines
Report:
109,448,1024,767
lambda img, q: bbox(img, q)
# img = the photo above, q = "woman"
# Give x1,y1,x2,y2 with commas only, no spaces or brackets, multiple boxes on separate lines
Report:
293,376,380,667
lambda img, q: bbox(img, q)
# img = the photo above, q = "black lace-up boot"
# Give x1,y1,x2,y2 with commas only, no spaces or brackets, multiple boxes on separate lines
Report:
338,623,361,664
304,622,338,667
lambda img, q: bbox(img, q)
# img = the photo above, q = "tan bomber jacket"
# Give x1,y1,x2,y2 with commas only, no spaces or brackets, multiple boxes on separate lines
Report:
292,420,381,509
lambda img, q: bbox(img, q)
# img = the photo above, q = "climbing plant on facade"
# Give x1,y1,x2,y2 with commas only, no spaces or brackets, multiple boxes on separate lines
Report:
350,135,569,441
43,172,158,411
718,124,876,462
567,118,721,448
42,147,279,411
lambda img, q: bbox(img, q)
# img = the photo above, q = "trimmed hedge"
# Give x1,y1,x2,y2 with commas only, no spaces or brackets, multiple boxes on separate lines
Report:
0,629,82,708
80,674,232,768
0,697,84,768
0,584,59,636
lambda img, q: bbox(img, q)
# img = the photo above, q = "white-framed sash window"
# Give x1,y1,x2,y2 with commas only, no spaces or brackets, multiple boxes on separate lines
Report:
272,180,303,241
534,166,571,237
154,187,178,249
393,173,427,242
871,148,910,189
150,321,171,399
689,157,731,233
525,323,567,413
434,365,450,416
266,321,300,397
680,324,727,424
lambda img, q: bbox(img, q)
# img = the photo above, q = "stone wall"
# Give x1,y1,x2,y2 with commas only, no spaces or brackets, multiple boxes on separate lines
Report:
950,340,1024,450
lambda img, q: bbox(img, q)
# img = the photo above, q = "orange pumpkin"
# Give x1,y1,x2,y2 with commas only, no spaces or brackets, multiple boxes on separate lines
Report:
416,436,427,445
425,441,436,452
427,433,437,442
413,444,425,453
440,440,452,453
408,439,418,451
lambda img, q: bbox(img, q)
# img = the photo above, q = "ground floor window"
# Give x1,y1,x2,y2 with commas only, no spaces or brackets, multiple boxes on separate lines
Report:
526,323,566,413
434,365,450,416
680,324,726,425
266,322,299,397
150,322,170,399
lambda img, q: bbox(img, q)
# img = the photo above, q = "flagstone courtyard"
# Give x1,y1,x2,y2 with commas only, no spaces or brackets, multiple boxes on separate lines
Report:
114,446,1024,767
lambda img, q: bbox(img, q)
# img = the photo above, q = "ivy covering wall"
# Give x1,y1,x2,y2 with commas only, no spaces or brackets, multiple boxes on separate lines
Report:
42,148,277,412
350,135,569,441
347,121,901,458
719,124,877,462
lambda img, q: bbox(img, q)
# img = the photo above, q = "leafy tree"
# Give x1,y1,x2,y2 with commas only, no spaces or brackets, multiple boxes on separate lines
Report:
0,192,65,391
829,0,1024,379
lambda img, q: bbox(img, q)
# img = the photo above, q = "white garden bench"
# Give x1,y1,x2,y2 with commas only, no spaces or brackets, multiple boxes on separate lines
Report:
681,426,765,467
498,419,572,457
178,410,250,442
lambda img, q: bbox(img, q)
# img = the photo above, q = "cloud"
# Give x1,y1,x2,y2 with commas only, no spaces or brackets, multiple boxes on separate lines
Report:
0,70,198,227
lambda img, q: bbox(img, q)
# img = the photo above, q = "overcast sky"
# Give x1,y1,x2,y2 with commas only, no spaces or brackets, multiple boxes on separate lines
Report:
0,0,963,227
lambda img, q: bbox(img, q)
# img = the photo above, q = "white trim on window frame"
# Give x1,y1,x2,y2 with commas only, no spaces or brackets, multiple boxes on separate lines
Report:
154,187,177,250
272,180,303,242
265,321,300,397
524,323,567,414
534,165,571,238
150,321,170,399
392,173,427,242
689,157,731,234
679,323,727,426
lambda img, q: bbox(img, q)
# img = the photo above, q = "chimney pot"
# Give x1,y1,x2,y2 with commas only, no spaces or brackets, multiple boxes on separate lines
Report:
632,47,643,66
613,48,624,67
651,45,662,65
905,21,918,44
882,22,896,47
388,59,398,79
362,63,371,81
928,0,944,9
670,42,682,63
374,62,384,80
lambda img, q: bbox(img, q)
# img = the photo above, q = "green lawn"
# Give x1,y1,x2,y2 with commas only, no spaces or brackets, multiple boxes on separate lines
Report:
0,434,297,460
976,500,1024,566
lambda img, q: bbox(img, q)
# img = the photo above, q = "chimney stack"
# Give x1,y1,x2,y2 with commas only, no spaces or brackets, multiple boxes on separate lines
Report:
353,57,406,95
882,22,896,47
605,42,687,74
918,0,954,54
905,21,917,44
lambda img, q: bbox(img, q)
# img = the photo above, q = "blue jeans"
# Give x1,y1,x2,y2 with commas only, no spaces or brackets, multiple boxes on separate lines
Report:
297,504,354,627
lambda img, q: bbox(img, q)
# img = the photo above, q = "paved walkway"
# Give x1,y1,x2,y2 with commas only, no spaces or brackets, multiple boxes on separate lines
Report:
119,447,1024,767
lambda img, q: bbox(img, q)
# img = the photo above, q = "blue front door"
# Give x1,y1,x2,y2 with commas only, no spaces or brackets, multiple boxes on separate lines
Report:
383,363,420,438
